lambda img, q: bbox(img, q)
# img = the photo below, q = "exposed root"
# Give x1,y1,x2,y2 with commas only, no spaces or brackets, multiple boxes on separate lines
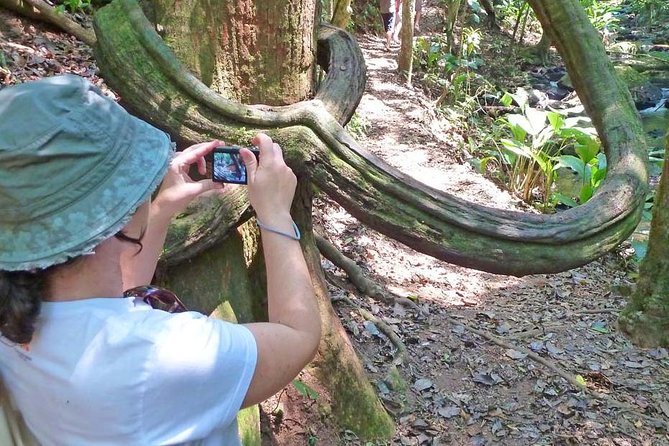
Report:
315,233,422,312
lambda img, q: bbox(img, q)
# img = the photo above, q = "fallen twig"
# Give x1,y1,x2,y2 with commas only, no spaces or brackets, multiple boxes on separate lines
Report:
568,308,619,315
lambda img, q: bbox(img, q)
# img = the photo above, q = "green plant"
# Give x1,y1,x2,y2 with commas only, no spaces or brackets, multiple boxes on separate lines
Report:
552,130,607,207
350,2,382,33
55,0,91,14
629,0,669,27
345,112,370,140
475,89,606,210
580,0,620,32
495,91,559,207
292,379,319,400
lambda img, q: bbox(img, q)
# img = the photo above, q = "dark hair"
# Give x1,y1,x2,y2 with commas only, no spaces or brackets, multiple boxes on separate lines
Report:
0,230,145,344
0,270,44,345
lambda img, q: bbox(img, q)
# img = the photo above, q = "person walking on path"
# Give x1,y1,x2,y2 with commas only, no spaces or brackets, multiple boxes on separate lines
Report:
379,0,395,51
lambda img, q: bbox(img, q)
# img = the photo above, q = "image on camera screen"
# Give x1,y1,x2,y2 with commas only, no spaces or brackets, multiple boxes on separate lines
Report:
213,151,246,183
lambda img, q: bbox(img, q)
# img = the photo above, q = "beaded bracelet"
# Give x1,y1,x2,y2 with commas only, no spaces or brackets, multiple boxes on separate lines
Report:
256,219,301,241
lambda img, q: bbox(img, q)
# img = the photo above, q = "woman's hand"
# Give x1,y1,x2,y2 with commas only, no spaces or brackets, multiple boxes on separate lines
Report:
152,140,226,220
240,133,297,226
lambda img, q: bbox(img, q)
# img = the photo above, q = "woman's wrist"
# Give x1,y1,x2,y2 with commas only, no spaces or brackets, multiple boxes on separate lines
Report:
256,218,301,241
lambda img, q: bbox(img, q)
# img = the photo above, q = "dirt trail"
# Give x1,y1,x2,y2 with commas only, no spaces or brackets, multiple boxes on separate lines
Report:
352,34,523,209
310,33,669,446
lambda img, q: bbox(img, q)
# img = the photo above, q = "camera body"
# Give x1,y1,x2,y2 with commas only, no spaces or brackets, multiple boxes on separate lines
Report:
211,146,259,184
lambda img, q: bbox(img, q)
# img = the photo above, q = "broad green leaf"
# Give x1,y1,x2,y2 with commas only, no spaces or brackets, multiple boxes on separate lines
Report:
507,114,534,138
596,152,607,169
525,107,548,136
292,379,319,400
510,88,529,110
500,139,532,159
591,166,607,187
555,155,586,177
547,111,565,132
575,140,600,164
579,183,594,203
575,375,587,387
562,119,597,136
552,193,579,208
500,92,514,107
533,126,555,150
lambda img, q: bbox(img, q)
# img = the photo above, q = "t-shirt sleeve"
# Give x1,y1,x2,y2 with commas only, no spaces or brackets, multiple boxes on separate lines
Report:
138,312,257,444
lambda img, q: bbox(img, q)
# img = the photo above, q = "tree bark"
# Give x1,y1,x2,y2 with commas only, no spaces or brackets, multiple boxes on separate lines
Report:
330,0,352,29
151,0,316,105
397,0,414,81
619,133,669,347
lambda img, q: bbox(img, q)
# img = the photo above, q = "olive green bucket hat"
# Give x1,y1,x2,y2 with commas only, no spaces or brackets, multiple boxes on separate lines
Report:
0,75,174,271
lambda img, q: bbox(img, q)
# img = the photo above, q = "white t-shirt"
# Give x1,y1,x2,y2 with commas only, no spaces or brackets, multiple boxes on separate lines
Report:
0,297,258,445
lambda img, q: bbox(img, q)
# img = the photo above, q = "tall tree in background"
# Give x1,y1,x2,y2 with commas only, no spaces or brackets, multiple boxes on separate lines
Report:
619,133,669,347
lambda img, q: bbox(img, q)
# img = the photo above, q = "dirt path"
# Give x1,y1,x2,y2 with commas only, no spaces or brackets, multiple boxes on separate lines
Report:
309,33,669,446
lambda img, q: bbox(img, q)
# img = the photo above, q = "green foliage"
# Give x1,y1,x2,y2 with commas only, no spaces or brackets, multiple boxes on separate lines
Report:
579,0,619,32
552,129,607,207
292,379,319,400
628,0,669,26
345,112,370,140
413,27,485,106
495,0,619,38
474,89,606,211
350,1,382,33
55,0,91,14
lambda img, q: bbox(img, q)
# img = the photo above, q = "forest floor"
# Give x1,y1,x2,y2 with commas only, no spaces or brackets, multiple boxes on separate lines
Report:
1,3,669,446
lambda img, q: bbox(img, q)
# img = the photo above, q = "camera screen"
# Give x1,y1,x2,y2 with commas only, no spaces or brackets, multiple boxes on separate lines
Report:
213,150,247,184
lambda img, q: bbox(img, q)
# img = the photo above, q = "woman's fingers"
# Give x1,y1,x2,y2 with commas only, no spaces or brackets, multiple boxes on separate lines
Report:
252,133,276,165
175,140,223,174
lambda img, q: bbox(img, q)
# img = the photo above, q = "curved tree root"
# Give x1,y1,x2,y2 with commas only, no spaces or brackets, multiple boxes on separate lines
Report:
93,0,649,276
315,233,422,312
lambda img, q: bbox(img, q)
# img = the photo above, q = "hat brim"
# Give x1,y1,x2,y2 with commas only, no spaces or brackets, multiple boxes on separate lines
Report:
0,116,173,271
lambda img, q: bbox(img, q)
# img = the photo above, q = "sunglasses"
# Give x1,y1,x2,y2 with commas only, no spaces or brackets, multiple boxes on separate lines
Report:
123,285,188,313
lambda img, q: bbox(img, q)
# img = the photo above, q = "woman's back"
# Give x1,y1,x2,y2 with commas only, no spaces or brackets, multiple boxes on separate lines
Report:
0,297,256,445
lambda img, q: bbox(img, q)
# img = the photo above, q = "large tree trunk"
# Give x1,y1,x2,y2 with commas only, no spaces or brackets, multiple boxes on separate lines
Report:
150,0,316,105
86,0,651,438
619,133,669,347
330,0,352,29
130,0,393,441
